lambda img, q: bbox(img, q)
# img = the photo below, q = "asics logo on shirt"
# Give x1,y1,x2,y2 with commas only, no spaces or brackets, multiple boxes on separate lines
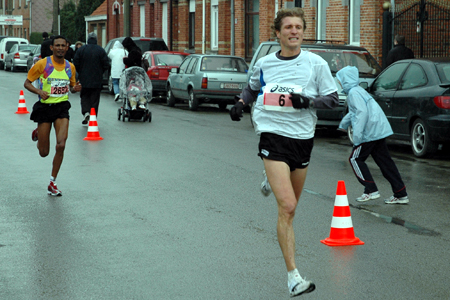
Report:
269,85,295,94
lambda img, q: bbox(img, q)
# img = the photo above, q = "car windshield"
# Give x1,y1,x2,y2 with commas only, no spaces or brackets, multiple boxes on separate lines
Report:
309,49,382,77
19,45,35,52
200,57,247,73
135,40,168,52
154,54,186,66
436,63,450,84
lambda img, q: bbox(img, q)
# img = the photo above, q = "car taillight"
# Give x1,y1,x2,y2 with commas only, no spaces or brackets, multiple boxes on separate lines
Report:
433,96,450,109
1,54,3,59
150,69,159,78
201,77,208,89
14,53,20,59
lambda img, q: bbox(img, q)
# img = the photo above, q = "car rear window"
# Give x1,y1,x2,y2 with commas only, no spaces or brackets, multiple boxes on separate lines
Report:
201,57,247,73
19,45,35,52
308,49,381,77
436,63,450,84
135,40,169,52
154,54,186,66
6,41,18,52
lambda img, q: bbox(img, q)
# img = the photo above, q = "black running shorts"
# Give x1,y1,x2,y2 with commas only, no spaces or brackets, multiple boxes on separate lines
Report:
30,101,71,123
258,132,314,171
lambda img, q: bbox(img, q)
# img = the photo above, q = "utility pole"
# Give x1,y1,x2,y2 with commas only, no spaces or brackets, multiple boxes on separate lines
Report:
52,0,58,34
123,0,130,36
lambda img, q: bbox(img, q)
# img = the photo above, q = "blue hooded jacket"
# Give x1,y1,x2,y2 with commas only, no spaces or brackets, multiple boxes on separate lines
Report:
337,66,393,146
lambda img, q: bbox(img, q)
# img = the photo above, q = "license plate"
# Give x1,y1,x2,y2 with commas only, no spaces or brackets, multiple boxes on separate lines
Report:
223,83,239,89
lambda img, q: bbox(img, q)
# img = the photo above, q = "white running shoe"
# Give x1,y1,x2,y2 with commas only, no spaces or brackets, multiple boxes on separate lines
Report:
260,170,272,197
384,195,409,204
356,191,380,202
289,277,316,298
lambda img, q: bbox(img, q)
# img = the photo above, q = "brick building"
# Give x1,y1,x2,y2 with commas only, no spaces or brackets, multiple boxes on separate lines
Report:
98,0,394,64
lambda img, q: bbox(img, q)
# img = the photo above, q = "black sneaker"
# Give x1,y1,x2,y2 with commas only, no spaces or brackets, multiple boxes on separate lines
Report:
82,114,90,125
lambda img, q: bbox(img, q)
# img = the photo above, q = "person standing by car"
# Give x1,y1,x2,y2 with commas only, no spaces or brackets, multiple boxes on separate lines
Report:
73,32,110,125
24,35,82,196
337,66,409,205
229,7,338,297
40,32,53,58
386,34,414,67
108,41,128,101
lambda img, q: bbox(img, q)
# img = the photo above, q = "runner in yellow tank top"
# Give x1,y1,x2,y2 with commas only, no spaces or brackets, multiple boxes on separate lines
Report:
24,35,82,196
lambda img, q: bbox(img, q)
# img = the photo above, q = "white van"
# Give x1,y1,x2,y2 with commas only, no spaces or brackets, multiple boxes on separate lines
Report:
0,37,29,70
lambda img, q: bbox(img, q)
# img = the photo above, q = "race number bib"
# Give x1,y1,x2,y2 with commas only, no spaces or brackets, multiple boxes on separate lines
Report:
50,79,70,97
263,83,303,112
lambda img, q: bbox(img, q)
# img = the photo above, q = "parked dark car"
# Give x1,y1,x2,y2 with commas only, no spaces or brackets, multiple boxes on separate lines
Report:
103,37,169,93
166,54,249,110
142,51,190,97
366,58,450,157
248,40,382,127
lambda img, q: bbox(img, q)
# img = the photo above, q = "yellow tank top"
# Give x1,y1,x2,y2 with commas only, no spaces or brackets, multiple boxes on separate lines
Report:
40,56,72,104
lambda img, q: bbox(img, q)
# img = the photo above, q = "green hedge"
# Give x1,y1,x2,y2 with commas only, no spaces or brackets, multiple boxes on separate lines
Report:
30,32,54,45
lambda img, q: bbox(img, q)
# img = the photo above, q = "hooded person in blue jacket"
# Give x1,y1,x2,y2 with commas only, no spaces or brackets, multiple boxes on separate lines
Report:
337,66,409,205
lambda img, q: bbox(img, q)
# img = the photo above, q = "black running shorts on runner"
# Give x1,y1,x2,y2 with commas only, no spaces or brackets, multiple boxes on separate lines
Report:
258,132,314,171
30,101,71,123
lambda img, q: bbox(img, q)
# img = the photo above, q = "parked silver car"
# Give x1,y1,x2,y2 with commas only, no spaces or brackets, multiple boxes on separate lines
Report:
166,54,249,110
4,44,37,72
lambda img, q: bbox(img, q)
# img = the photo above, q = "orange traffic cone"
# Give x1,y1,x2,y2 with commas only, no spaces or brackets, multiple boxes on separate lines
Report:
15,90,30,114
321,181,364,246
83,108,103,140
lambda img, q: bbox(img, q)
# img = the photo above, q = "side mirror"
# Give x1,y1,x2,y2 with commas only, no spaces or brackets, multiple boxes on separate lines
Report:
170,68,178,74
359,82,368,90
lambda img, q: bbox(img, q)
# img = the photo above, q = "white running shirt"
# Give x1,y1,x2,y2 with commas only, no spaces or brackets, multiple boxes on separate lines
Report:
250,50,337,139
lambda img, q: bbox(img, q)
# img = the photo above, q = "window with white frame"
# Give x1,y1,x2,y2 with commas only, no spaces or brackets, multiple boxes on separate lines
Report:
349,0,361,45
140,4,145,37
189,0,195,49
316,0,327,41
211,0,218,51
162,3,168,43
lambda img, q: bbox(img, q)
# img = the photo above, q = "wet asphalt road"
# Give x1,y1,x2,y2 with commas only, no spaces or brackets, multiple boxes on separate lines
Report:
1,70,450,299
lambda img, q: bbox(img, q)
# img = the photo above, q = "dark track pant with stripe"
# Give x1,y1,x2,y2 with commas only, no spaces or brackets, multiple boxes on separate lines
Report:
349,138,407,198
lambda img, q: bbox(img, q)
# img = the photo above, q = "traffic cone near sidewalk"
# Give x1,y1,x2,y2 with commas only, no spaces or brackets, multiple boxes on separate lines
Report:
321,180,364,246
83,108,103,140
15,90,30,114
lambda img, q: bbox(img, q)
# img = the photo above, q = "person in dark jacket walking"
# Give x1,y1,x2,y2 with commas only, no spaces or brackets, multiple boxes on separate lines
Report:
73,32,110,125
40,32,53,59
122,37,147,69
385,35,414,67
64,40,75,62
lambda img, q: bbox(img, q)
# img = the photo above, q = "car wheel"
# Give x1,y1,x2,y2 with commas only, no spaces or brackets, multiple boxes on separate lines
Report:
188,89,199,111
347,125,354,145
411,118,438,158
0,61,3,70
218,102,227,110
108,76,114,95
167,85,176,107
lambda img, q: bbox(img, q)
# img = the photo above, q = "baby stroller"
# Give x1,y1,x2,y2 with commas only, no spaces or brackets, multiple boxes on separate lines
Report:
117,66,153,122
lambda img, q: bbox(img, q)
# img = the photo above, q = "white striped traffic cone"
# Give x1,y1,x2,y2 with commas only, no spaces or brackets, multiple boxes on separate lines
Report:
83,108,103,140
15,90,30,114
321,180,364,246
